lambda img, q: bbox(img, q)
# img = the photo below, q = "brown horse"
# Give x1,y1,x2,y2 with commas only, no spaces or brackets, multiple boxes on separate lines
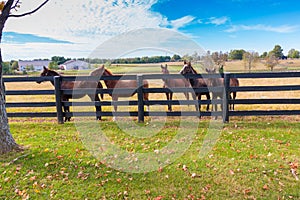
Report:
90,65,149,120
180,62,210,112
205,68,239,111
161,64,190,111
37,66,103,121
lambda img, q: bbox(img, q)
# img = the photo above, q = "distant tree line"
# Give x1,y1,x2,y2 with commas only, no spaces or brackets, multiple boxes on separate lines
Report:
2,45,300,74
86,55,181,64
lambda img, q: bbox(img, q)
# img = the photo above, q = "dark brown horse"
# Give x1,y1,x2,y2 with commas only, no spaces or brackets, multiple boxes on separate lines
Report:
205,68,239,111
161,64,190,111
37,66,103,121
180,62,210,112
90,65,149,121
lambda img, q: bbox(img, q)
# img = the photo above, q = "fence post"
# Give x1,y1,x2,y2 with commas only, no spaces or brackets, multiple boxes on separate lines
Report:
54,76,64,124
137,74,144,123
222,73,230,123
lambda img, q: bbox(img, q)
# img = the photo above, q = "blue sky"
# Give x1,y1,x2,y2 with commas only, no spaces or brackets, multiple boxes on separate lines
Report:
1,0,300,60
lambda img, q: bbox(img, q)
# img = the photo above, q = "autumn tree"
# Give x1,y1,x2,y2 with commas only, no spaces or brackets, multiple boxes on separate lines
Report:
265,53,279,71
243,51,259,72
0,0,49,154
211,51,228,66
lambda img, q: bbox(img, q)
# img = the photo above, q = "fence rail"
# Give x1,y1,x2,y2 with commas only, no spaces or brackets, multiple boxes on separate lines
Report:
4,71,300,123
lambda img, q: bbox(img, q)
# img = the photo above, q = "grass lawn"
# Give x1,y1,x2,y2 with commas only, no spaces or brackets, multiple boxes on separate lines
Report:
0,118,299,199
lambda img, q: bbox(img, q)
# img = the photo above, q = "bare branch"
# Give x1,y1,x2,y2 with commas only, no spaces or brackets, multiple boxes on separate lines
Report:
8,0,49,18
11,0,21,10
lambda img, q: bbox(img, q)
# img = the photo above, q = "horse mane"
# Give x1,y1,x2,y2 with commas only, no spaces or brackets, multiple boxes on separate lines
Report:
104,68,113,76
46,68,61,76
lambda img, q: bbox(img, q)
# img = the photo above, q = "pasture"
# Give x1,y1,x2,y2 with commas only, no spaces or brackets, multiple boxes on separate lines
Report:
1,62,299,199
0,119,299,199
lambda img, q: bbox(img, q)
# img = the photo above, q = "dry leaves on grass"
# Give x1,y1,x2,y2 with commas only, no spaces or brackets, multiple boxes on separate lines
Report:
289,161,299,180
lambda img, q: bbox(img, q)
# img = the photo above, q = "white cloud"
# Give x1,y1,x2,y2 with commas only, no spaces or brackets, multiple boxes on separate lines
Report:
170,15,195,30
225,24,299,33
3,0,175,60
207,16,229,26
5,0,168,42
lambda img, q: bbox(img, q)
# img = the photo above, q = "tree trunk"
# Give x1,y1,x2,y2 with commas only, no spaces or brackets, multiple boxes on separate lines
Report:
0,0,21,154
0,0,48,154
0,65,19,154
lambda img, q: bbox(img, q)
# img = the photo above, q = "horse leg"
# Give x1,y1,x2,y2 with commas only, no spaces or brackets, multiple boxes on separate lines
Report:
165,92,171,112
112,96,118,121
213,94,218,120
169,92,173,112
206,92,210,111
89,94,102,120
143,93,150,112
232,92,237,111
198,94,202,118
63,98,71,122
192,93,199,112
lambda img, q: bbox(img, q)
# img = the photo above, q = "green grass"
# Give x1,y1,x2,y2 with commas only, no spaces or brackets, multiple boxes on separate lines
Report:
0,118,299,199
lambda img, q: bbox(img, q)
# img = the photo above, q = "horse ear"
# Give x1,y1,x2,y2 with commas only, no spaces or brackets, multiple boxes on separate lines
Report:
43,66,48,71
160,64,163,69
205,68,209,73
212,68,216,73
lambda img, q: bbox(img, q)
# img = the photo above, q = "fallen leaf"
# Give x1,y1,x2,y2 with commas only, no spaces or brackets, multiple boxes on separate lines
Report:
154,196,163,200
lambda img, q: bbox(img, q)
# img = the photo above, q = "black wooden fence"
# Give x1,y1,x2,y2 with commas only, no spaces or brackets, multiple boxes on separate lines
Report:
4,72,300,123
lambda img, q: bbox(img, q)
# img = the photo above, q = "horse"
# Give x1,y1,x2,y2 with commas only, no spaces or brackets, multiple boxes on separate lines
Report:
205,68,239,112
89,65,149,120
37,66,103,122
161,64,190,112
179,62,210,112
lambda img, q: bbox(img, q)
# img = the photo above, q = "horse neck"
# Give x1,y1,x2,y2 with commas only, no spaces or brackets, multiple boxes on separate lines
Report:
102,70,118,88
162,70,170,84
209,77,223,87
103,79,117,89
49,72,61,86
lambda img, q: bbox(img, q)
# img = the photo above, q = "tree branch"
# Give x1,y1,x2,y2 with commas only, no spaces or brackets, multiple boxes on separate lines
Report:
8,0,49,18
10,0,21,10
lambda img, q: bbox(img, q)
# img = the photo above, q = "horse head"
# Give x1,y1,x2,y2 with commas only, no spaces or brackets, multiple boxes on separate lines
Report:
161,64,169,74
180,62,196,75
36,66,60,84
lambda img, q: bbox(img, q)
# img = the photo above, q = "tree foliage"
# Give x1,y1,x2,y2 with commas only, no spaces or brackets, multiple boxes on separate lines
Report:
211,51,228,66
265,53,279,71
229,49,246,60
269,45,284,59
288,49,300,59
243,51,259,72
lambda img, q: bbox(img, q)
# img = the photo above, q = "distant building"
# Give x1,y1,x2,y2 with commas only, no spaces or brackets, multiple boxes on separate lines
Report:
18,60,51,71
60,60,90,70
